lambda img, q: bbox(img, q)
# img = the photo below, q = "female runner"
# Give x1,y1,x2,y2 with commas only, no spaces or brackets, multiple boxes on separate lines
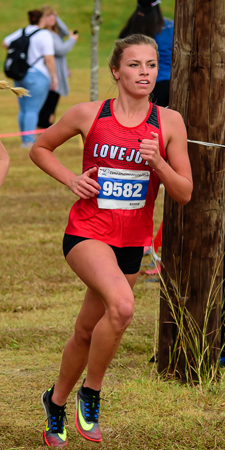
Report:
30,34,193,448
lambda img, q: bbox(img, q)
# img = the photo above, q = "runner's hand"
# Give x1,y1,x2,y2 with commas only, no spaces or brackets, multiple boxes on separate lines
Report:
139,132,162,169
70,167,101,199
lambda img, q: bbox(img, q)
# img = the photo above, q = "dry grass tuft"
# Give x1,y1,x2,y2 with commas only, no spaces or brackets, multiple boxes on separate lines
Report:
0,79,30,97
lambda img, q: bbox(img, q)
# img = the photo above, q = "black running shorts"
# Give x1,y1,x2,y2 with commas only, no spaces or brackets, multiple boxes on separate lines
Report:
63,233,144,275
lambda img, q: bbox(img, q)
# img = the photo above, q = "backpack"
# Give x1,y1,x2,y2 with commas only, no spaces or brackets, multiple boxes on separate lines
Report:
4,28,41,81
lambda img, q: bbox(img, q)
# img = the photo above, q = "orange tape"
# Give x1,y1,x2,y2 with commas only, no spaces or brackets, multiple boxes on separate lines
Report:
0,129,46,138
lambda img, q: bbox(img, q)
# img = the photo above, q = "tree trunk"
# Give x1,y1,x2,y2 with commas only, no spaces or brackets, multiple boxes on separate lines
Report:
90,0,101,101
158,0,225,382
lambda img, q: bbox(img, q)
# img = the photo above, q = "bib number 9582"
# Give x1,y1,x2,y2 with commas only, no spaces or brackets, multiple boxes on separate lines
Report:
97,167,150,210
103,181,142,198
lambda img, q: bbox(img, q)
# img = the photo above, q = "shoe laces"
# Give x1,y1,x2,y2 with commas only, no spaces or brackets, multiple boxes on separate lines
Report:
82,393,100,423
48,404,68,433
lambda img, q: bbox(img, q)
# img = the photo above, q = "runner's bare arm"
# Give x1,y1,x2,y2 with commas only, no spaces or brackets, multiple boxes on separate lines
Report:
0,141,10,188
139,110,193,205
29,102,102,199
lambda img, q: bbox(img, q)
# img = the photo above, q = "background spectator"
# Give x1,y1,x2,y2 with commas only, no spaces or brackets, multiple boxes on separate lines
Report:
3,10,57,148
38,5,78,128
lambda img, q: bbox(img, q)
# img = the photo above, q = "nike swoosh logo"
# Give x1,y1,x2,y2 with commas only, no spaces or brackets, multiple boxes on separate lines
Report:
78,400,94,431
58,430,67,441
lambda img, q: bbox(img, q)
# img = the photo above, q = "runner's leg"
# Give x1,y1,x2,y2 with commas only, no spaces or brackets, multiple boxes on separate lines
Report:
52,287,105,405
52,239,138,405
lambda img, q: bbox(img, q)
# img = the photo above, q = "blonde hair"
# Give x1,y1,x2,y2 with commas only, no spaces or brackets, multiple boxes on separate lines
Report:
108,34,159,81
0,80,30,98
41,5,59,34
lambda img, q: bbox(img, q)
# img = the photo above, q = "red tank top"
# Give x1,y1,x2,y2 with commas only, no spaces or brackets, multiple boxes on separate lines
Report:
65,99,167,247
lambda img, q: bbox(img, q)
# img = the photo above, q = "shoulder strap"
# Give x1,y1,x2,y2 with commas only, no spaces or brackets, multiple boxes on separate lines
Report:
146,103,159,129
25,28,44,68
26,28,41,38
98,99,112,119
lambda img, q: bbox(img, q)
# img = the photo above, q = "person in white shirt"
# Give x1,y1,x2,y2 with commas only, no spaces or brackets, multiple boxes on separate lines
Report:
3,10,58,147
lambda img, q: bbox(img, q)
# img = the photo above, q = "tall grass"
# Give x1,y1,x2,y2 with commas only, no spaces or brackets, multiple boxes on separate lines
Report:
159,255,224,390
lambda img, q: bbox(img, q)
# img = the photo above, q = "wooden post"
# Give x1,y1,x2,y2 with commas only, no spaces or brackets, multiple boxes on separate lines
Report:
90,0,101,101
158,0,225,381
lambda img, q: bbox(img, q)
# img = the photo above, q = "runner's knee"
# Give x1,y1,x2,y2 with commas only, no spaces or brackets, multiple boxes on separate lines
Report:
108,294,134,331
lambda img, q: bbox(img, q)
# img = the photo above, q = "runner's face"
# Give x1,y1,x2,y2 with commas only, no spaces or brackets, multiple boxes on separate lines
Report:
113,44,158,97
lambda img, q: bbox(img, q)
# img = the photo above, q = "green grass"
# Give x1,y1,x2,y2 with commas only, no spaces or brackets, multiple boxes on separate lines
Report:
1,1,225,449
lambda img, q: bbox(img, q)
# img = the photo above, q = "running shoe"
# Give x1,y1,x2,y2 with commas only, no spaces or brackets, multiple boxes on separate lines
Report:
75,384,102,442
41,386,68,448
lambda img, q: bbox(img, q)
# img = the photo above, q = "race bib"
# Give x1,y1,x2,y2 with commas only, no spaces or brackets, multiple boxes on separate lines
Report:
97,167,150,210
